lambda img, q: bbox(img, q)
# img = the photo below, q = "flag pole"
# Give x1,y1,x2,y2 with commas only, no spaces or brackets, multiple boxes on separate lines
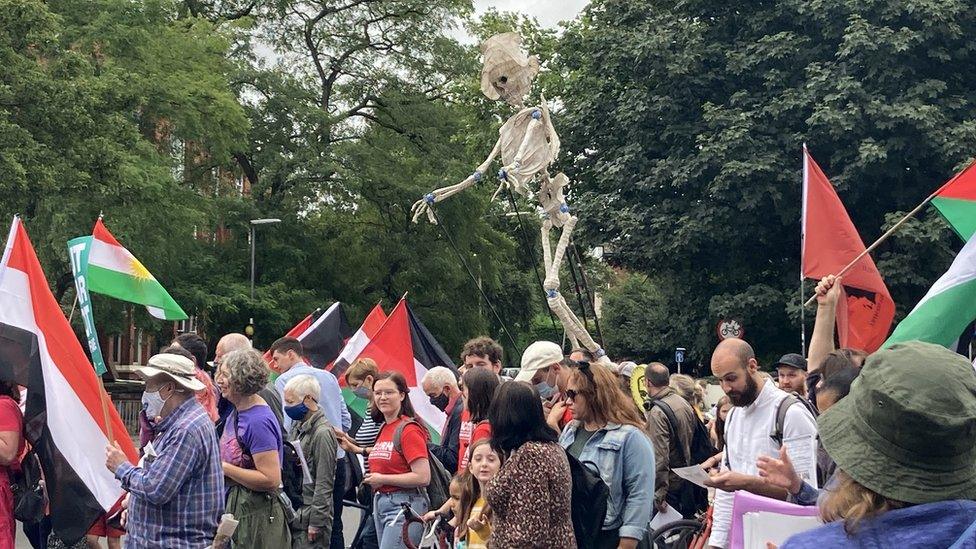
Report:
803,188,941,307
67,294,78,323
98,376,114,443
800,145,807,356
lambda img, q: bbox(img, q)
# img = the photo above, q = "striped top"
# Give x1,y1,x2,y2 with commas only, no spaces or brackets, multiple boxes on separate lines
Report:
355,416,381,473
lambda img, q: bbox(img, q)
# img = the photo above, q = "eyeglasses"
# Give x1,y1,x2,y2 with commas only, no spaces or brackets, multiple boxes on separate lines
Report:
565,389,578,401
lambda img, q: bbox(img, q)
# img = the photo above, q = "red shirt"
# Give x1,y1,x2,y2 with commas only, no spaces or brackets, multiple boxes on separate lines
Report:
0,396,23,548
458,412,491,472
368,416,429,493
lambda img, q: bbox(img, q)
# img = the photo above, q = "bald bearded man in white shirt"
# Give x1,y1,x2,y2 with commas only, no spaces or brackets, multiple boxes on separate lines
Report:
705,338,819,549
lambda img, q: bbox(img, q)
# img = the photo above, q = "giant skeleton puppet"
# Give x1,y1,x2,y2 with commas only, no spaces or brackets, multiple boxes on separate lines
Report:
411,32,613,366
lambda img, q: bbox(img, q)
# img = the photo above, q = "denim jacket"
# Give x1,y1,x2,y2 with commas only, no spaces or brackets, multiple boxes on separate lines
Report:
559,421,656,540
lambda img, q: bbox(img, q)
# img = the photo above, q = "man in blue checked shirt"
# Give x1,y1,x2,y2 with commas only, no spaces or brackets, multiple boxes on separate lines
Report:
105,353,224,549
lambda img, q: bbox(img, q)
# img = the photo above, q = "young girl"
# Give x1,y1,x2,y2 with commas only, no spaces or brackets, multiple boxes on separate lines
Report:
457,439,502,549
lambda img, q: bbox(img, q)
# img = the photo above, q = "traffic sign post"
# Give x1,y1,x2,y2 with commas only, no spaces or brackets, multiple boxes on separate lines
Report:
675,347,686,375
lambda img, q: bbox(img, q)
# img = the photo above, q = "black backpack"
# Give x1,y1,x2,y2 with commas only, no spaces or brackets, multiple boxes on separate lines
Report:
392,419,453,511
232,412,305,508
770,393,818,445
280,440,306,509
566,450,609,545
11,448,44,522
652,400,715,517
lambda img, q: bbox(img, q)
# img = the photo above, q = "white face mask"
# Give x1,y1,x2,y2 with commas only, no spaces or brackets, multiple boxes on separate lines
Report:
142,389,167,420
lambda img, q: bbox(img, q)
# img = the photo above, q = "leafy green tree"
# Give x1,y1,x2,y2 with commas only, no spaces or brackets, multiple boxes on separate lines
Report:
0,0,250,343
556,0,975,361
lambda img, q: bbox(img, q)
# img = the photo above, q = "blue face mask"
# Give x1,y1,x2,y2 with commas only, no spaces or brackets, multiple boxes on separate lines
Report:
353,386,369,399
285,401,310,421
535,368,556,400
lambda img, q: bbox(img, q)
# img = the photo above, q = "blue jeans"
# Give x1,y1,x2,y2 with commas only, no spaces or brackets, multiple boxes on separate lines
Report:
372,491,428,549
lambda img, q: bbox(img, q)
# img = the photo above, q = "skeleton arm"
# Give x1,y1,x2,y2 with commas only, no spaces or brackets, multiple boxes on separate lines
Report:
410,141,502,224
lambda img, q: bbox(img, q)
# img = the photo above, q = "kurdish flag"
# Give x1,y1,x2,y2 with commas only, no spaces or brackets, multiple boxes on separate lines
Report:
86,219,187,320
932,160,976,241
884,235,976,349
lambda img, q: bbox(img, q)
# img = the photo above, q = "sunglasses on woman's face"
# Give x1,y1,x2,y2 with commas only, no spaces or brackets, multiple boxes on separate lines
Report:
565,389,578,401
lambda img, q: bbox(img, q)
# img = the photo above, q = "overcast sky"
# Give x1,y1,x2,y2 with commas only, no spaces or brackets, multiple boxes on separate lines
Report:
473,0,589,28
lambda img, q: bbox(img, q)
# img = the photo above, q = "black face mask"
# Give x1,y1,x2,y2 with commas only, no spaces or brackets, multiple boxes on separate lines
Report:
429,393,450,412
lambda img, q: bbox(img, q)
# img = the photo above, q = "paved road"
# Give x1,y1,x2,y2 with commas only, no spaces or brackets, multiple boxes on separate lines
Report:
15,507,365,548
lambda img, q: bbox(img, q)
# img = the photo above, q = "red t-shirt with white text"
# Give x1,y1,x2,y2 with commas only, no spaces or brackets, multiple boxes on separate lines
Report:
458,407,492,471
368,416,429,493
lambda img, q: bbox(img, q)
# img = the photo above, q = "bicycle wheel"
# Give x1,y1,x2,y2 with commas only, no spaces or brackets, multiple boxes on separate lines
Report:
649,519,705,549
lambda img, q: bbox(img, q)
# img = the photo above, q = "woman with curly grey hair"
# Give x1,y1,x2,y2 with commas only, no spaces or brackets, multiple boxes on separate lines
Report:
214,349,291,547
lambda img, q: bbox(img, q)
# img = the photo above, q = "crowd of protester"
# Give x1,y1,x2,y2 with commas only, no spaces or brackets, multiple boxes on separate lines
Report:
1,272,974,548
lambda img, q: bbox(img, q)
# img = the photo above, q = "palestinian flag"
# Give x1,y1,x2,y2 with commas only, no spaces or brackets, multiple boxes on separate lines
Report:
265,303,352,370
0,217,138,544
338,299,455,442
932,160,976,241
87,218,187,320
884,235,976,349
333,304,387,422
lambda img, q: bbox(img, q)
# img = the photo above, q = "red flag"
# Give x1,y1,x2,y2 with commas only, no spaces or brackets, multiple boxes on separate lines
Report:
802,147,895,352
359,300,417,384
0,217,137,543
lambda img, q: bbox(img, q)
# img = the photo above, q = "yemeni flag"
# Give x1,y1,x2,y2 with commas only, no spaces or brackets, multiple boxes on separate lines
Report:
87,218,187,320
802,146,896,352
338,299,455,441
884,236,976,348
264,303,352,370
0,217,138,544
932,160,976,241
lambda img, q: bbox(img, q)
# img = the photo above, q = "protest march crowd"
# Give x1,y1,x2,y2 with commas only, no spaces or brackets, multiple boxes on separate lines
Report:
0,268,972,549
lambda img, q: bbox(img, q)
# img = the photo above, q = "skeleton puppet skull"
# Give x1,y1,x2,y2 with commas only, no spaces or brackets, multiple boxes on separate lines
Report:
480,32,540,106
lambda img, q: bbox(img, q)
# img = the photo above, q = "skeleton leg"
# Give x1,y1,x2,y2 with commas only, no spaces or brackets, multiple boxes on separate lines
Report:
541,218,554,275
412,140,502,224
540,215,609,362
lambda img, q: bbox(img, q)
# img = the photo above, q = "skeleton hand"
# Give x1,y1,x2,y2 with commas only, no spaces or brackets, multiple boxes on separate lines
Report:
410,193,438,224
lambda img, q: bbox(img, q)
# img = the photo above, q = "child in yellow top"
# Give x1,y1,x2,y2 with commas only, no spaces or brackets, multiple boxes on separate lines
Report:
459,439,502,548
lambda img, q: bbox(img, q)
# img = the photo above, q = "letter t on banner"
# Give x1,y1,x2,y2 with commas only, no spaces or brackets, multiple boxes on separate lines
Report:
68,237,108,375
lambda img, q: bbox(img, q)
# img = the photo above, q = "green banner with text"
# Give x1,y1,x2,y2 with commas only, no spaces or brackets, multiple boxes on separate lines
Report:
68,236,108,375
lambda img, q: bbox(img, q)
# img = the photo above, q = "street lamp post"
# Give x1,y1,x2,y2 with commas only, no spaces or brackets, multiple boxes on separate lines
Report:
249,218,281,299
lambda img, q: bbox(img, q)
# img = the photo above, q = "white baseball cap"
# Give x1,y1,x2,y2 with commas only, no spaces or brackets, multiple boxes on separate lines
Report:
515,341,563,383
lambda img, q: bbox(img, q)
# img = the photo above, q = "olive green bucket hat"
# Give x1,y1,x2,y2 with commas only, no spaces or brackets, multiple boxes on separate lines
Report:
818,341,976,504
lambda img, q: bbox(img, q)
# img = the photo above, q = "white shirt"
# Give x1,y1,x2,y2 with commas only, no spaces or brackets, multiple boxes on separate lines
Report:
708,379,819,548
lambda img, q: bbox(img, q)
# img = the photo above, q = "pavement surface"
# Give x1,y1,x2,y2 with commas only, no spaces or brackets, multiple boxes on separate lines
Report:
15,507,365,548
